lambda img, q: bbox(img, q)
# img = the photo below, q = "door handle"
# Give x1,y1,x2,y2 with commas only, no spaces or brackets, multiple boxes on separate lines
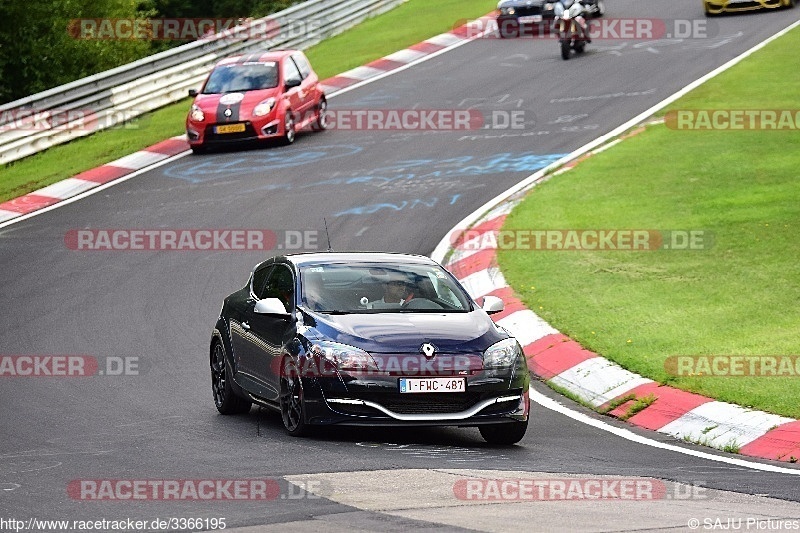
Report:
242,321,251,331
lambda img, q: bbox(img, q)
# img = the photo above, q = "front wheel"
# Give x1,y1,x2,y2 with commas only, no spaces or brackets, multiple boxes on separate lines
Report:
560,39,571,60
280,358,310,437
282,111,296,145
479,419,528,445
211,342,251,415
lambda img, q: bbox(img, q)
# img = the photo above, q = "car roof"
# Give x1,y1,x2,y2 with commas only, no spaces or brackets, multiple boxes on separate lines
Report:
283,252,439,268
215,49,296,66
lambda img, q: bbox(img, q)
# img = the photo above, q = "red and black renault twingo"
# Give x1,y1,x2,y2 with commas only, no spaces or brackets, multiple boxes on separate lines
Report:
186,50,328,153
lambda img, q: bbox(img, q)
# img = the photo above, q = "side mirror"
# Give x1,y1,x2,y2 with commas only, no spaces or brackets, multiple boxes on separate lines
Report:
254,298,291,317
481,295,505,315
285,78,301,89
188,89,198,97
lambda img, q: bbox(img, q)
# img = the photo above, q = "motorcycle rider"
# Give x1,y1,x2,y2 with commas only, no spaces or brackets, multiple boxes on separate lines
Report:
553,0,591,43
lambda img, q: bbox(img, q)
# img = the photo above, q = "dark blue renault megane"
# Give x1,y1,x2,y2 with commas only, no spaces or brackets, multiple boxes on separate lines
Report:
209,252,530,444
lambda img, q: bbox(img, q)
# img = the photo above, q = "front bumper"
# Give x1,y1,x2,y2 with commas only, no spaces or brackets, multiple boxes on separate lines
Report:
704,0,785,13
299,353,531,427
186,118,283,147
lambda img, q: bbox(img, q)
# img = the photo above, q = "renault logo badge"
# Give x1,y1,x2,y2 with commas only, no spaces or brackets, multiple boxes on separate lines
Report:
224,108,232,117
420,343,436,359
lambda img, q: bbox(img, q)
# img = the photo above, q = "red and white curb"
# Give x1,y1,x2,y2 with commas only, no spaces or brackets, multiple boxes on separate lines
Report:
0,14,498,226
433,172,800,465
0,136,189,224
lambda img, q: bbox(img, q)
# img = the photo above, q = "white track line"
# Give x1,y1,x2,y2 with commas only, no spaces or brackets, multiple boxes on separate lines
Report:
530,387,800,476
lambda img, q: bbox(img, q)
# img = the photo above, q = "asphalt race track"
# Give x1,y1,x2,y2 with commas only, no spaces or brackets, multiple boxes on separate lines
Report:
2,1,800,530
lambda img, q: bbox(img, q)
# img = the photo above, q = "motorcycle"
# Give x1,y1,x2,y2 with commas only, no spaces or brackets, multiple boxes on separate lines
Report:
553,0,591,60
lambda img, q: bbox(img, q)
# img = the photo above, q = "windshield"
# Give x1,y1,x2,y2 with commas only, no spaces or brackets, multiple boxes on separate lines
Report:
202,62,278,94
300,262,473,313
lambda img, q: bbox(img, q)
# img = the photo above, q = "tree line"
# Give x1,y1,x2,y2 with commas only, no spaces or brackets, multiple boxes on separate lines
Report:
0,0,300,105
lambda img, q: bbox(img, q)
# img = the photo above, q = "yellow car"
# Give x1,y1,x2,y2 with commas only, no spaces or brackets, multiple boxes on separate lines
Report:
704,0,795,16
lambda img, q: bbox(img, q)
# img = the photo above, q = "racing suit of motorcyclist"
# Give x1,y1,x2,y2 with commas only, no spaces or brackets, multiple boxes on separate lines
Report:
553,0,591,43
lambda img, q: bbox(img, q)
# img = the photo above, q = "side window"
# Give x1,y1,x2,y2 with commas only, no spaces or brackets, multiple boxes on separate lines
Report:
283,59,302,86
252,266,272,299
292,54,311,79
261,265,295,310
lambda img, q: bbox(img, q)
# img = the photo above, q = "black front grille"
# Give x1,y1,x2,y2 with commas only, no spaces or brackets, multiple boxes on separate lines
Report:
513,6,543,16
378,393,482,415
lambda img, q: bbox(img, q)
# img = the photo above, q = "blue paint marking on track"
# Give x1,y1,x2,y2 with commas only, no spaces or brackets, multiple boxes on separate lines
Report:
163,144,364,183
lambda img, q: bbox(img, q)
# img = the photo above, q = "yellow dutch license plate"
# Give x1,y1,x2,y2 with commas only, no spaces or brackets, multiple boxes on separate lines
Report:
214,123,246,134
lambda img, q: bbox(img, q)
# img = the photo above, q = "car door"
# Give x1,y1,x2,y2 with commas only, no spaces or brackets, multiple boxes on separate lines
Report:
281,57,306,119
230,264,272,397
291,52,318,116
240,263,298,402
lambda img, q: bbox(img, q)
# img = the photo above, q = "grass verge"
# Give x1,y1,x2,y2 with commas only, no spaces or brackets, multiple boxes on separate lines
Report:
0,0,495,204
498,26,800,419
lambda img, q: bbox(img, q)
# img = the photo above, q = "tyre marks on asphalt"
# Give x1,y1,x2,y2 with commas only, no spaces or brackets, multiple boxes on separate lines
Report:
354,442,509,463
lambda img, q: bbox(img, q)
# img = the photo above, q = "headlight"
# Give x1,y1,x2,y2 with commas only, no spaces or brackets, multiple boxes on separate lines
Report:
545,3,554,9
190,104,204,122
253,97,276,117
483,338,520,368
310,340,378,372
507,7,515,14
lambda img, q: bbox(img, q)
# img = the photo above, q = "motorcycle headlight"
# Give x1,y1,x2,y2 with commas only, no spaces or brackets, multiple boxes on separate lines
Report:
310,340,378,372
483,338,520,369
253,97,276,117
190,104,205,122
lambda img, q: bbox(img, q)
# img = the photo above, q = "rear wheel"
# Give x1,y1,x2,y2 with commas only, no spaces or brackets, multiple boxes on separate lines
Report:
479,419,528,445
280,358,309,436
190,145,206,154
211,342,251,415
313,99,329,131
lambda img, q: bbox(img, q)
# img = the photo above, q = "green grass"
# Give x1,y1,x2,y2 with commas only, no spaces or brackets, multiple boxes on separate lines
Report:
0,0,496,204
498,27,800,419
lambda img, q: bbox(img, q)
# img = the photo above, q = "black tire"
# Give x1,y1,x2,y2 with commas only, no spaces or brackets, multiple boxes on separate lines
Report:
786,0,795,9
479,419,528,445
313,99,329,131
280,358,310,437
575,41,586,54
560,39,571,60
282,111,296,145
211,342,251,415
190,145,206,154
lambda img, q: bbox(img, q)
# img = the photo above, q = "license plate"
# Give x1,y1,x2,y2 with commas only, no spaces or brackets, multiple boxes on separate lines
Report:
399,378,466,393
214,123,246,134
518,15,543,23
